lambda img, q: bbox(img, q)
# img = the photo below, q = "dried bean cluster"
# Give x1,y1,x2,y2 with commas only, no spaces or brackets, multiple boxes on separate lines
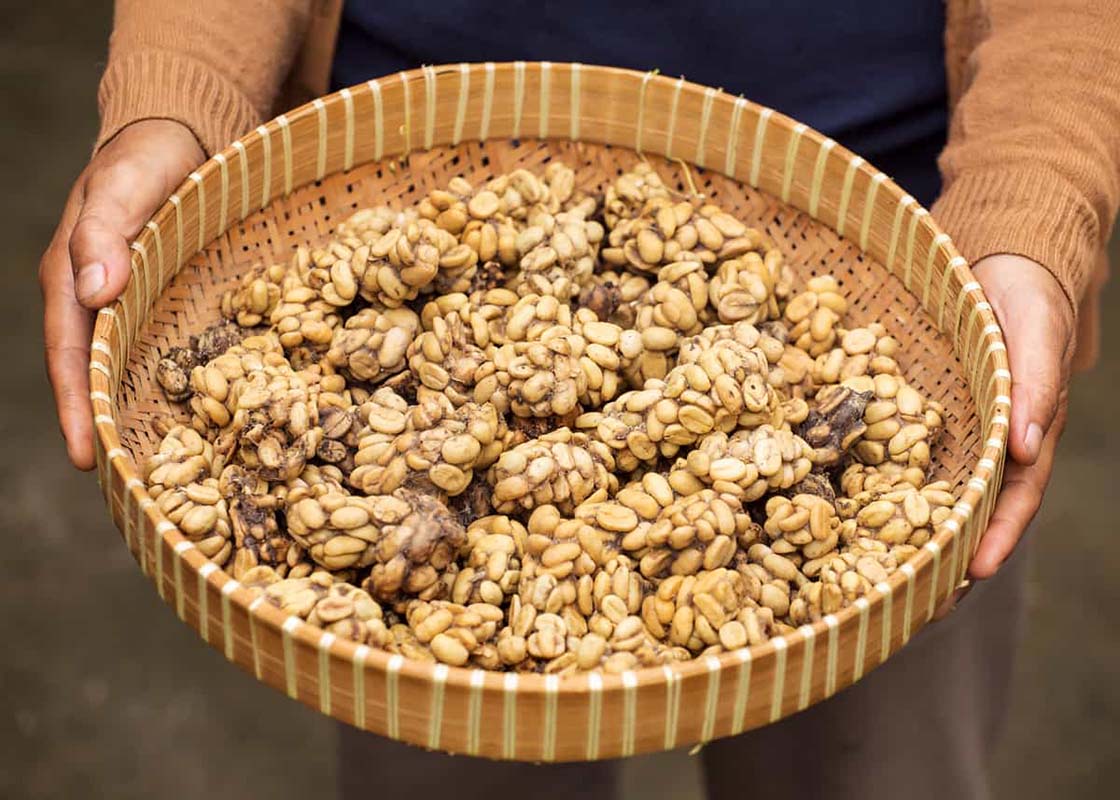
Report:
147,162,955,675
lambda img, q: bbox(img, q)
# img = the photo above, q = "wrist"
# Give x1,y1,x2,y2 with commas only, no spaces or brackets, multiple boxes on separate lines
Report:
100,118,204,161
973,254,1074,323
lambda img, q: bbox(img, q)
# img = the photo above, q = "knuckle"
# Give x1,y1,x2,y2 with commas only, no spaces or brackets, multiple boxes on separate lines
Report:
87,157,145,197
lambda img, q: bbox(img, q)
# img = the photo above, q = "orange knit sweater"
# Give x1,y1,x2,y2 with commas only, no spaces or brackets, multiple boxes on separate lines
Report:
95,0,1120,366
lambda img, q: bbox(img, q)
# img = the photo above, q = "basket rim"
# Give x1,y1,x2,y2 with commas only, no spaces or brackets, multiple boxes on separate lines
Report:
88,61,1011,698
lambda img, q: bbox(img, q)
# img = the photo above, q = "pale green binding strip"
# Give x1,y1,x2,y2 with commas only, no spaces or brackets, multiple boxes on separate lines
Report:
511,61,525,141
780,123,806,204
538,61,551,139
452,64,470,147
216,151,229,234
399,73,412,156
542,673,559,761
170,194,183,272
877,582,894,663
937,251,957,333
313,98,328,180
730,648,752,735
282,616,299,699
586,672,603,760
127,253,144,333
946,521,961,595
428,664,449,750
695,87,716,168
386,654,404,739
925,541,942,621
569,63,581,141
724,96,746,178
173,540,191,620
317,633,334,716
154,520,169,601
144,219,164,293
901,206,924,290
636,70,653,154
123,479,140,560
769,637,787,723
621,671,638,756
502,672,518,759
368,79,384,161
886,195,915,280
901,563,917,645
341,88,355,170
701,655,722,742
858,173,886,253
797,626,816,711
664,76,685,160
93,416,109,502
129,237,150,315
662,665,681,750
480,63,496,141
749,108,772,188
467,669,485,755
835,156,864,238
808,138,835,219
221,580,239,660
422,64,437,150
823,615,839,698
231,141,249,222
129,244,145,323
197,562,216,643
255,127,271,210
352,645,369,729
189,173,205,253
248,594,265,679
134,484,152,578
276,114,292,195
924,232,950,311
853,597,870,681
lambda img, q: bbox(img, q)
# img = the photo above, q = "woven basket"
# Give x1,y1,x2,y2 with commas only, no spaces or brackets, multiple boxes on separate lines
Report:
90,63,1010,761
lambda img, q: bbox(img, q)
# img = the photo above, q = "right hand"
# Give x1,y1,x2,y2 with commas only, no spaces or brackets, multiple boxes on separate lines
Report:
40,119,204,470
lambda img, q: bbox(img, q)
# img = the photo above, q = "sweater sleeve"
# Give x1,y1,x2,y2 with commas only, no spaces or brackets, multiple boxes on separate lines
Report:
933,0,1120,310
95,0,315,155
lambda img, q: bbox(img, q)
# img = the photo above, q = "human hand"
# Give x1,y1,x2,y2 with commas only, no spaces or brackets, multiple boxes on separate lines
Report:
40,119,204,470
935,253,1074,616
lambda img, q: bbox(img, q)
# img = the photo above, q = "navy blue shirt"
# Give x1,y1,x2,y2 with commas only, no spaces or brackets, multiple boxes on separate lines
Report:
332,1,947,206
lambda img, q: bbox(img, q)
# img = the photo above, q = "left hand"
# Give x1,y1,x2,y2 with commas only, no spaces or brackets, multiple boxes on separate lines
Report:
936,254,1074,616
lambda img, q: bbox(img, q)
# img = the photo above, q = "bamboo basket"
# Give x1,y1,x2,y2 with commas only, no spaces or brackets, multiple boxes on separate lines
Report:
89,63,1010,761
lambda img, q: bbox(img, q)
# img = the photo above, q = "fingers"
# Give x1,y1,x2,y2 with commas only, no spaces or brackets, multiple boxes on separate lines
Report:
1005,313,1065,466
43,120,203,471
973,255,1073,467
41,234,96,471
68,158,152,308
969,406,1063,579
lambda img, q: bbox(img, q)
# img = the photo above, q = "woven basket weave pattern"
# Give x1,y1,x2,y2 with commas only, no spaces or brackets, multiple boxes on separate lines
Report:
90,63,1010,761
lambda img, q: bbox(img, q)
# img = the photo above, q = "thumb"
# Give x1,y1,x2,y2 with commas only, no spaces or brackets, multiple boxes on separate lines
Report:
69,158,157,308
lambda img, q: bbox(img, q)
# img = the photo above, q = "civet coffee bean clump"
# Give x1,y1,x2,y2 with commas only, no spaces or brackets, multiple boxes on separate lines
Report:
146,163,953,675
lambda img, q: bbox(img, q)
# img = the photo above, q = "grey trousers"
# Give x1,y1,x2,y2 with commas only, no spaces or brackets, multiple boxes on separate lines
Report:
338,537,1028,800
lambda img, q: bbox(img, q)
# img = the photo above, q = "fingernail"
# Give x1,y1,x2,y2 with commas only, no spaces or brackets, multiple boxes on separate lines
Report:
76,263,107,303
1024,422,1043,462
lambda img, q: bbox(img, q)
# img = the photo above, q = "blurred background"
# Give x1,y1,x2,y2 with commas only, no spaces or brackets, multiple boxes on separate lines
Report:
2,3,1116,798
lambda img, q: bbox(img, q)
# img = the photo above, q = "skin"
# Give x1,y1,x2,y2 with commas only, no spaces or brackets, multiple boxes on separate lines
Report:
38,119,1076,589
39,119,204,469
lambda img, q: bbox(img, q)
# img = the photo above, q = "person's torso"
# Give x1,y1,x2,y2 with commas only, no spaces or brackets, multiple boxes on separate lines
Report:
332,1,947,205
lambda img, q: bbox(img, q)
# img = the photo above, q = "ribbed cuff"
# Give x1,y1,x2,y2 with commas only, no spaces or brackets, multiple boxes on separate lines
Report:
96,49,260,156
932,164,1100,313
